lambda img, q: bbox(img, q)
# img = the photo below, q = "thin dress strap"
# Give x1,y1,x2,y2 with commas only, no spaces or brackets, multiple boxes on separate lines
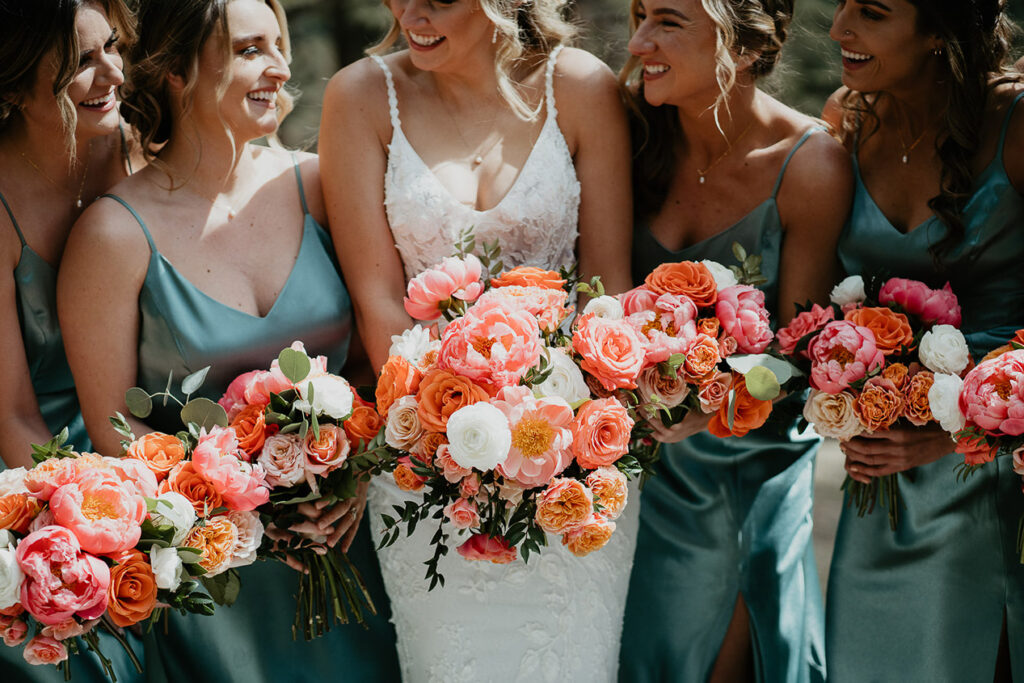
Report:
100,194,157,253
772,126,825,198
370,54,401,131
0,191,26,247
545,45,565,120
995,90,1024,165
290,153,310,215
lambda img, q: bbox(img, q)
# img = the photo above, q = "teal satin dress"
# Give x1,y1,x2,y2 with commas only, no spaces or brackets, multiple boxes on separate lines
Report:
103,161,400,682
826,94,1024,681
2,193,141,683
620,129,826,683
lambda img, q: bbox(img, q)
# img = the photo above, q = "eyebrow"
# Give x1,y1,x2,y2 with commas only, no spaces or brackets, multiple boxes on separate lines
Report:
853,0,892,10
651,7,689,20
80,29,118,57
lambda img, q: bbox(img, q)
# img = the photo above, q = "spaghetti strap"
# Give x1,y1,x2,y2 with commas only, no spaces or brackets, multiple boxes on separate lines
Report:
290,153,310,216
0,191,26,247
772,126,825,198
545,45,565,119
370,54,401,130
995,90,1024,165
101,193,157,253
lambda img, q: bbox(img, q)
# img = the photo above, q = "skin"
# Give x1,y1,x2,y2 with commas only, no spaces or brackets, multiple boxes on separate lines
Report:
0,2,138,468
58,0,360,553
825,0,1024,483
319,0,633,371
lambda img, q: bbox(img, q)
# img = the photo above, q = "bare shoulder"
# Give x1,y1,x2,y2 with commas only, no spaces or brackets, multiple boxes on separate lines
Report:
776,124,853,225
990,80,1024,190
550,48,625,143
323,55,393,144
65,178,152,272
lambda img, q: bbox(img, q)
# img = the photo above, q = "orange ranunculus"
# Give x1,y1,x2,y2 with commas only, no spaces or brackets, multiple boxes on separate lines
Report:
903,370,935,426
344,404,384,444
844,307,914,356
644,261,718,308
127,432,186,481
683,334,721,380
490,266,566,290
0,494,40,534
106,549,158,627
161,461,223,517
415,368,489,433
562,515,616,557
183,516,237,575
697,317,720,338
393,464,425,492
881,362,910,391
708,376,773,437
230,405,268,459
376,356,423,419
854,377,905,431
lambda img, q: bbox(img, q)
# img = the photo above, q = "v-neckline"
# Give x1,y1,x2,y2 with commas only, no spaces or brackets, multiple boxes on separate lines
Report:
17,244,59,273
646,197,778,256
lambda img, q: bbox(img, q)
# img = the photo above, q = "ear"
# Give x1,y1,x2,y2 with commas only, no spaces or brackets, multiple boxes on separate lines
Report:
166,70,186,92
735,47,761,72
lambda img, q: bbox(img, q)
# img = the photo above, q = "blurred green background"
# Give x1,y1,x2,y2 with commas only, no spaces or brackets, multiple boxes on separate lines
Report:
279,0,1024,149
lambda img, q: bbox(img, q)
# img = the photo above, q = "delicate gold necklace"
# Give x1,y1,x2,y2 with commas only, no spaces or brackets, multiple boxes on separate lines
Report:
433,77,502,168
695,119,755,185
187,183,243,220
19,140,92,209
897,125,929,165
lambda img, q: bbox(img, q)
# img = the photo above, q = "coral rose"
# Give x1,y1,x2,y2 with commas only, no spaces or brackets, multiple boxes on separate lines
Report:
903,371,935,426
807,321,885,393
416,368,490,432
404,254,484,320
16,526,109,625
303,424,350,476
585,467,628,520
493,386,574,487
161,461,223,517
683,334,721,380
23,635,68,666
844,307,914,356
0,494,40,534
455,533,517,564
715,285,774,354
644,261,718,307
708,376,773,438
855,377,905,431
106,549,157,627
776,304,835,356
230,405,269,459
535,478,593,534
570,398,634,470
376,355,423,420
958,350,1024,436
443,498,480,530
490,266,566,290
573,313,647,391
562,515,616,557
50,470,146,555
183,516,237,576
41,618,94,641
344,402,384,444
878,278,961,327
127,433,185,481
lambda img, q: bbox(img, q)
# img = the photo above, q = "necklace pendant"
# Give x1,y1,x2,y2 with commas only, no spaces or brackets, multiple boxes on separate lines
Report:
901,154,909,164
474,155,484,166
698,175,706,185
227,209,236,220
75,199,83,209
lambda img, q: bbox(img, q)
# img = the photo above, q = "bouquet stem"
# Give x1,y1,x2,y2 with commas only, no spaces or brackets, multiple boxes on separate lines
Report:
292,547,376,640
841,474,903,532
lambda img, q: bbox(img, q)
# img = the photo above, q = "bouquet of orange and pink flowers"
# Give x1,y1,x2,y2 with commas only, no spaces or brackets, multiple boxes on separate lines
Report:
777,274,967,529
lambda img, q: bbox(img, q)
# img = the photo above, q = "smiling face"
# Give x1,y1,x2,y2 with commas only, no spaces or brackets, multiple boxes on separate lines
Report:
830,0,943,93
386,0,494,74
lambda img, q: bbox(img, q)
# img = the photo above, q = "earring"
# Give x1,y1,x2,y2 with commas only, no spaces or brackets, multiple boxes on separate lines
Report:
492,26,498,44
933,46,944,56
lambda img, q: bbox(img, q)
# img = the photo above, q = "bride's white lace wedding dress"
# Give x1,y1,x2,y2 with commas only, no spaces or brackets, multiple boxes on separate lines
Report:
366,46,640,683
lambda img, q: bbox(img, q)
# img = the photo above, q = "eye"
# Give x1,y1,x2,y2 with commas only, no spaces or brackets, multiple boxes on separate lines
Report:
860,7,884,20
105,31,119,52
239,45,261,57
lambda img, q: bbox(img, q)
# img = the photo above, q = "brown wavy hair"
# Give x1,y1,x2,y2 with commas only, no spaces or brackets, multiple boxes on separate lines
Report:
836,0,1019,260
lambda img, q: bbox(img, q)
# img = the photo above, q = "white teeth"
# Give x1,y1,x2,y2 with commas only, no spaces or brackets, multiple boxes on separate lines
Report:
841,48,872,61
644,63,669,75
409,32,443,47
246,90,276,102
81,92,114,107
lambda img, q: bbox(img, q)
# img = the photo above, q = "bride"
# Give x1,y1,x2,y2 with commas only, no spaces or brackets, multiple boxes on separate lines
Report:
319,0,634,679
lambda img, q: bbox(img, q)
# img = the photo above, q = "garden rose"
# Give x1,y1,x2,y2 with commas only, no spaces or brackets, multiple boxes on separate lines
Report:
903,370,935,426
106,549,157,627
50,470,146,555
807,321,885,393
16,526,109,625
855,377,905,431
385,395,426,452
573,312,647,391
127,432,185,481
183,516,237,576
392,459,427,492
716,285,773,353
570,398,634,470
404,254,484,320
493,386,574,487
257,434,307,488
928,373,966,434
708,376,773,437
636,365,690,410
443,498,480,530
585,467,628,520
882,362,910,391
455,534,517,564
683,334,721,380
697,371,734,414
844,307,914,356
562,515,616,557
226,510,264,569
803,390,862,441
303,424,350,476
644,261,718,307
416,368,490,432
919,324,970,375
776,304,835,356
0,493,40,534
534,478,593,534
23,636,68,666
490,266,565,290
412,431,448,464
446,403,512,471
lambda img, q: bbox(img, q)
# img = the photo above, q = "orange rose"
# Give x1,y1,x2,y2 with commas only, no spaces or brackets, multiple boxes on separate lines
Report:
956,433,996,466
183,516,237,575
490,266,566,290
127,433,185,481
343,404,384,444
106,549,158,627
376,356,423,419
854,377,905,431
415,368,489,433
644,261,718,308
230,405,268,459
562,515,616,557
393,464,425,492
535,478,593,534
903,371,935,426
881,362,910,391
683,334,721,380
708,376,773,437
844,307,914,356
161,461,223,517
697,318,720,338
0,494,40,534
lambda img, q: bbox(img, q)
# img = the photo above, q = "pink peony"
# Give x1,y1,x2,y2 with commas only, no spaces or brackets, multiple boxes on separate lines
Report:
776,304,836,356
618,286,660,316
242,370,293,408
191,428,270,511
493,385,574,487
808,321,885,394
219,370,262,421
16,526,110,625
625,293,699,367
958,350,1024,436
49,470,146,555
878,278,962,327
22,635,68,666
404,255,485,321
443,498,480,530
715,285,774,354
474,286,570,333
455,533,517,564
570,398,634,470
573,313,648,392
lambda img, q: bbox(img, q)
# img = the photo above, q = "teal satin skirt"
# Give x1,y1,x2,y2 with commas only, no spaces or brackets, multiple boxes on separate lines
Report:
620,427,825,682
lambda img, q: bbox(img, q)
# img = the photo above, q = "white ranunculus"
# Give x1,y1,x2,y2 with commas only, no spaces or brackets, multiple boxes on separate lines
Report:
150,492,198,545
803,389,863,441
533,348,590,405
227,511,264,569
149,546,185,592
830,275,866,308
298,375,354,421
701,260,738,291
385,395,425,451
0,468,28,497
446,403,512,471
582,296,624,320
389,325,433,365
0,540,22,609
919,325,970,375
928,372,966,435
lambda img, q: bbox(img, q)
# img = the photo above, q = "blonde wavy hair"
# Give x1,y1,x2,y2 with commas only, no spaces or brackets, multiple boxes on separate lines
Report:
369,0,577,121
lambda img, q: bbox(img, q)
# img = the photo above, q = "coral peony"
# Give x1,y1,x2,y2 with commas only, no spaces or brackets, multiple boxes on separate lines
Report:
715,285,774,354
807,321,885,393
474,286,570,332
16,526,109,625
50,470,146,555
404,255,485,320
493,386,574,487
191,428,269,511
958,350,1024,436
23,459,78,502
218,370,262,421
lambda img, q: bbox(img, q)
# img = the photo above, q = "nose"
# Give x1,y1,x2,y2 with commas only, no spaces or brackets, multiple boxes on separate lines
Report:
398,0,430,30
96,50,124,88
829,4,850,42
628,22,655,57
266,47,291,83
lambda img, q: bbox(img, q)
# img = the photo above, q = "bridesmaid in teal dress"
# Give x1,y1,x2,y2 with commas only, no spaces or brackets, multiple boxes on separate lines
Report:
824,1,1024,680
0,2,144,681
617,1,852,681
57,0,399,680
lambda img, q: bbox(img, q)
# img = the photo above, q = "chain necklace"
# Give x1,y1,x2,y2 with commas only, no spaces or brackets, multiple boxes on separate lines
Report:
695,119,755,185
18,140,92,209
433,76,502,168
186,182,244,220
897,125,929,165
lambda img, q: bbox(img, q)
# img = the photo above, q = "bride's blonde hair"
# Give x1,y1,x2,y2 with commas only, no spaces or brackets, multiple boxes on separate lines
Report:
369,0,577,121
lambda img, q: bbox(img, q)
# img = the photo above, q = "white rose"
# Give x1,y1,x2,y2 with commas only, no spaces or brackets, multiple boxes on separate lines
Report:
298,375,354,421
150,492,198,545
227,511,264,569
701,260,738,291
928,372,966,435
533,348,590,405
149,546,185,592
0,468,28,497
919,325,970,375
582,296,624,320
385,395,425,451
0,542,22,609
389,325,433,364
803,389,863,441
830,275,866,308
446,403,512,471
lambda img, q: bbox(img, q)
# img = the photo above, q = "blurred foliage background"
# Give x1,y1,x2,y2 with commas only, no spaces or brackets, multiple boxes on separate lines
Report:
279,0,1024,149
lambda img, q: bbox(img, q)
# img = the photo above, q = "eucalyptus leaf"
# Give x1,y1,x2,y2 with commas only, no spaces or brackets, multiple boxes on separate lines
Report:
744,366,782,401
278,348,311,384
725,354,800,384
181,366,211,396
180,398,229,431
125,387,153,419
732,242,748,264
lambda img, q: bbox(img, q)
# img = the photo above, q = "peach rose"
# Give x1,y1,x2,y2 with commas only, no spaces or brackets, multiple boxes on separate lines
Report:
393,459,426,492
50,470,147,555
455,533,517,564
698,371,734,414
23,635,68,666
844,307,914,356
636,365,690,411
562,515,616,557
803,390,863,441
23,459,78,502
881,362,910,391
903,370,935,426
435,445,471,484
443,498,480,530
257,434,307,488
490,266,566,290
535,478,593,534
183,516,237,576
344,402,384,445
376,355,423,420
416,368,490,433
683,334,721,380
303,424,350,476
3,618,27,646
585,467,628,520
570,398,635,470
708,376,773,438
126,433,185,482
460,473,481,498
230,404,269,460
106,549,157,627
855,377,905,431
161,461,223,517
0,494,40,534
644,261,718,308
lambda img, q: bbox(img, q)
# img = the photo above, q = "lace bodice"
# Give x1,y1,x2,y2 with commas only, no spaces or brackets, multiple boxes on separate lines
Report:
372,46,581,278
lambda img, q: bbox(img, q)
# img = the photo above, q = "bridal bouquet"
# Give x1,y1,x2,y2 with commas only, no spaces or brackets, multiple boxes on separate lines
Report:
776,274,967,529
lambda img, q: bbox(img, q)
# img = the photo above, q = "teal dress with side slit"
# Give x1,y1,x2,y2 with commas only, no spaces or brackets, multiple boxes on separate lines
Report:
102,159,399,682
826,93,1024,681
619,129,827,683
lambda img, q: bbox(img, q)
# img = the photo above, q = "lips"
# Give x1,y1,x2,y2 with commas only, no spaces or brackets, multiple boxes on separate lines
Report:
79,90,116,112
642,62,670,81
408,31,445,51
246,89,278,108
840,47,873,71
